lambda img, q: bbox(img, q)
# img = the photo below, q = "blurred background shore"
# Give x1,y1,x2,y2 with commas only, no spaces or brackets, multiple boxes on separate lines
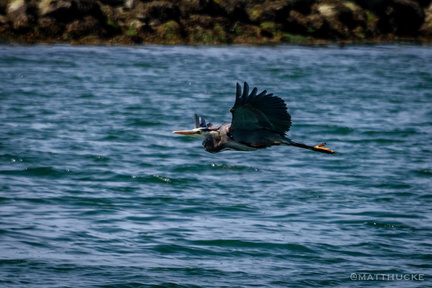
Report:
1,0,432,45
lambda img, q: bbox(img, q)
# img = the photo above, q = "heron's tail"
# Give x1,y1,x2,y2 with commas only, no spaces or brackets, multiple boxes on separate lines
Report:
289,141,335,155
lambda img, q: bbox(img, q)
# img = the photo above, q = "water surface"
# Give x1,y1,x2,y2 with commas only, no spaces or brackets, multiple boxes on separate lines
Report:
1,44,431,287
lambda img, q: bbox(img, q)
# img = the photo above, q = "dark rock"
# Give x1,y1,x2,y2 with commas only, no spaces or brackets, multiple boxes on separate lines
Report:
310,1,368,39
0,15,8,25
290,0,317,14
217,0,250,22
384,0,424,36
38,0,105,23
142,1,181,23
337,2,365,30
66,15,102,39
354,0,386,11
38,15,65,36
1,1,9,15
230,22,261,43
39,0,80,23
419,0,432,8
285,10,325,36
36,0,109,42
249,1,291,23
98,0,124,6
355,0,431,10
420,2,432,36
180,0,225,17
7,0,31,30
248,0,316,23
355,0,425,36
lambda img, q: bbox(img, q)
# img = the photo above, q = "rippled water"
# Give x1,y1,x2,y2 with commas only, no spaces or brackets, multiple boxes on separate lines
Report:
1,44,431,287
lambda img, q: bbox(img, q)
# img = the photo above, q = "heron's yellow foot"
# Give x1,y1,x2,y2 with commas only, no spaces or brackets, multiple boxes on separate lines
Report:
314,142,335,154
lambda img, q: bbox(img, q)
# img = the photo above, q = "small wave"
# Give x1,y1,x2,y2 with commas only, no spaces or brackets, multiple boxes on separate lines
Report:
83,154,110,162
131,174,194,186
149,174,172,183
0,166,70,178
0,154,24,162
361,128,420,137
344,210,423,219
190,239,317,253
210,163,260,172
172,163,260,173
413,169,432,177
129,119,162,127
154,243,223,256
331,126,355,135
78,93,95,98
364,221,414,230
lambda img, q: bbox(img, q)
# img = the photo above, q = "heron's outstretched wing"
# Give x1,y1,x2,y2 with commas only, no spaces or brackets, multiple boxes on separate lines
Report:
230,82,292,139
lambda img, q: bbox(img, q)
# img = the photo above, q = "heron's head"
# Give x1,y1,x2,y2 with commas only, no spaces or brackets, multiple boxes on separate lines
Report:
173,114,214,139
172,127,211,139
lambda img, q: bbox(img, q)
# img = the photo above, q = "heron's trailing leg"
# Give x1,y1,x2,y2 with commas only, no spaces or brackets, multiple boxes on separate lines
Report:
289,141,335,154
313,142,335,154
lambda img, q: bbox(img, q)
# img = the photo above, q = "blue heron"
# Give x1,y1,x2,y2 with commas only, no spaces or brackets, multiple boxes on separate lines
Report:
173,82,335,154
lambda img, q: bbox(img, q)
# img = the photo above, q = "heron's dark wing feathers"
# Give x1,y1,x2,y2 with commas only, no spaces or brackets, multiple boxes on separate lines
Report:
230,82,292,137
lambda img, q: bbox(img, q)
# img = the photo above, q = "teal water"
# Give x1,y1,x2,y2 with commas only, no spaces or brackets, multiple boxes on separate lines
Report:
1,44,431,287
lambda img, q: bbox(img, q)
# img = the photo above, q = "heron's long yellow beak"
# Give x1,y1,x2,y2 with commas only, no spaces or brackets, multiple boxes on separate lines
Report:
172,130,197,135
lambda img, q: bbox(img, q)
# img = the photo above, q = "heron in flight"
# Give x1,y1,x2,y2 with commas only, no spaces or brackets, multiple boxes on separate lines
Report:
173,82,335,154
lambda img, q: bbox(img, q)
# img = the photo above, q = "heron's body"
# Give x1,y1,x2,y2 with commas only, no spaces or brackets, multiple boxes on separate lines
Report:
173,82,335,155
201,123,257,153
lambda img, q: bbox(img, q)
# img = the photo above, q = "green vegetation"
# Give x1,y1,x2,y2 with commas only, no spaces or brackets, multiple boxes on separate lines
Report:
158,20,182,44
283,33,310,44
126,25,137,36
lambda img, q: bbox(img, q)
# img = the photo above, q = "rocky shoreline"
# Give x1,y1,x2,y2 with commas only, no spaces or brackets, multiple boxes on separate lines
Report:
1,0,432,45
